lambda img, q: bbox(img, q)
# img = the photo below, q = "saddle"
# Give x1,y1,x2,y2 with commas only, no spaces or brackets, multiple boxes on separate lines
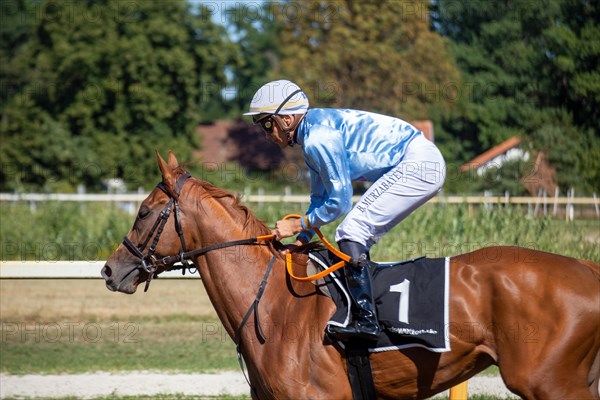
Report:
308,249,451,352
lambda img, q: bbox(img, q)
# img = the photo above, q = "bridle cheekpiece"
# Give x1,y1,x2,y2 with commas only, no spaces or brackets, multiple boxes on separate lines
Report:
121,173,192,292
120,172,280,292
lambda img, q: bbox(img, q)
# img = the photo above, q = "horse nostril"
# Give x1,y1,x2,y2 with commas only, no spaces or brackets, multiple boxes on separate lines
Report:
102,265,113,278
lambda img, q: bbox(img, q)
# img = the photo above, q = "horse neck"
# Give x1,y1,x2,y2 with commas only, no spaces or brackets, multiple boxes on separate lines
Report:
187,192,284,340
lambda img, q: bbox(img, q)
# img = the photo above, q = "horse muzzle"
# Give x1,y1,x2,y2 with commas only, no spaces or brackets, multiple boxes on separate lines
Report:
101,262,144,294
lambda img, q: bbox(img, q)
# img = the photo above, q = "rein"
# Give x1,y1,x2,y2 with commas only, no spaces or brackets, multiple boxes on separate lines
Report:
121,175,349,292
119,174,354,395
282,214,351,281
121,173,278,292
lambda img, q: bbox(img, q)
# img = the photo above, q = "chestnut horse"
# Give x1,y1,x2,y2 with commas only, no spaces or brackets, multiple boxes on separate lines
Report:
102,152,600,400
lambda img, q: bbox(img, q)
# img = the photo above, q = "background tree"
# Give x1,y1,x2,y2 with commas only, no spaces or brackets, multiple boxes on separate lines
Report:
275,0,460,120
1,0,597,195
225,2,282,115
432,0,600,194
1,0,36,109
0,0,237,191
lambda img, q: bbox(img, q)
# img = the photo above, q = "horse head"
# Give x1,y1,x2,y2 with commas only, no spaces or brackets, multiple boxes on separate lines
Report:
102,151,194,294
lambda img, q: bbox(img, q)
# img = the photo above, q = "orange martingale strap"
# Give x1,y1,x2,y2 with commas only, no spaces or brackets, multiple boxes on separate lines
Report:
256,234,276,241
286,253,347,282
282,214,351,281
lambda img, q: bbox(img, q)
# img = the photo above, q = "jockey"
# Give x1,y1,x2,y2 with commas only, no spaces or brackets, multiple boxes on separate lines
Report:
244,80,446,342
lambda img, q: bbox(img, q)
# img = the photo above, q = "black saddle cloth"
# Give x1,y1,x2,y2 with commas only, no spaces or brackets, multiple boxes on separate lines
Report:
309,249,450,352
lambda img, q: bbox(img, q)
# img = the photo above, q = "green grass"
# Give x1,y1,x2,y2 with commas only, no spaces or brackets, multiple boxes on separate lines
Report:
0,318,238,374
0,278,505,377
364,204,599,261
0,318,503,377
1,396,250,400
0,396,516,400
1,201,598,262
0,392,516,400
268,202,599,261
0,202,132,261
0,396,514,400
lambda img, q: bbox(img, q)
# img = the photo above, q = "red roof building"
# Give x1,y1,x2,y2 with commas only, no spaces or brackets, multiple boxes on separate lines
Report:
460,136,526,174
460,136,557,196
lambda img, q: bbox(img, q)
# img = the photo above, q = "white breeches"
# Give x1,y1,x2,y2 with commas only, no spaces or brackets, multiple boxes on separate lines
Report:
335,134,446,248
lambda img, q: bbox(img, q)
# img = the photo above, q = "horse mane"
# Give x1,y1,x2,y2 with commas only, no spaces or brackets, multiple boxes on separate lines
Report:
187,175,271,236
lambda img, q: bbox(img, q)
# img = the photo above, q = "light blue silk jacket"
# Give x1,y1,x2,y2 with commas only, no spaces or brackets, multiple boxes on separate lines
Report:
295,108,422,241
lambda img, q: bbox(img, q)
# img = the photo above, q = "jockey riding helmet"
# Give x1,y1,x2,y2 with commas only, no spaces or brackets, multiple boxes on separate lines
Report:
244,80,309,116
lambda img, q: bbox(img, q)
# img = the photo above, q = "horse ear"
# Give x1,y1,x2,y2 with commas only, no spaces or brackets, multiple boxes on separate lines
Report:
156,151,176,191
167,151,179,169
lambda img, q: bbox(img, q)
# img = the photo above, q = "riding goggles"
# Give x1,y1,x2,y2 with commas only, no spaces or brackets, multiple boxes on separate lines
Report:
253,115,275,134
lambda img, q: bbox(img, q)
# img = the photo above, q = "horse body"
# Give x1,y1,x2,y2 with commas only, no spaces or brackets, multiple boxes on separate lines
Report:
102,152,600,399
446,248,600,400
188,193,351,398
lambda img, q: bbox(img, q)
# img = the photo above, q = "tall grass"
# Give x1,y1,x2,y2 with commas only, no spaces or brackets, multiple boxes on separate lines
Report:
1,200,598,262
250,196,597,263
1,202,132,261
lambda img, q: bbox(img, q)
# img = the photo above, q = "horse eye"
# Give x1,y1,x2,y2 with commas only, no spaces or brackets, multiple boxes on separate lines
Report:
137,206,151,220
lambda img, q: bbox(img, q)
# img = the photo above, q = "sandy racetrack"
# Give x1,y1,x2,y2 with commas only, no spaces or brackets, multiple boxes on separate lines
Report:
1,371,517,399
1,282,520,398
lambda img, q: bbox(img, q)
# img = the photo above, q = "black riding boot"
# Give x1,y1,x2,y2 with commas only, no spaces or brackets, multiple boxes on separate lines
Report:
328,240,381,342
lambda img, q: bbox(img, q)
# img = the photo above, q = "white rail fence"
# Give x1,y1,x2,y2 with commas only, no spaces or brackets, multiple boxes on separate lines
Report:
0,261,198,279
1,190,597,279
2,191,598,219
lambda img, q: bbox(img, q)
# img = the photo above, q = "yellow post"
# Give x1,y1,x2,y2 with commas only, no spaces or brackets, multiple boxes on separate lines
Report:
449,381,468,400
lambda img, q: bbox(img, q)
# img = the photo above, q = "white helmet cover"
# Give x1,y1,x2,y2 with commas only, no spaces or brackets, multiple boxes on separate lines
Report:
244,80,309,116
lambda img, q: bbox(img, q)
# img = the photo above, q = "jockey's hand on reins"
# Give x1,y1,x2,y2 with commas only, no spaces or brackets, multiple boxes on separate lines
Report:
272,218,303,240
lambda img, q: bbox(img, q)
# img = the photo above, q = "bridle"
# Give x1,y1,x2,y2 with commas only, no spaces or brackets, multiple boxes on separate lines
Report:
117,171,349,394
119,171,285,394
121,172,192,291
121,172,278,292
